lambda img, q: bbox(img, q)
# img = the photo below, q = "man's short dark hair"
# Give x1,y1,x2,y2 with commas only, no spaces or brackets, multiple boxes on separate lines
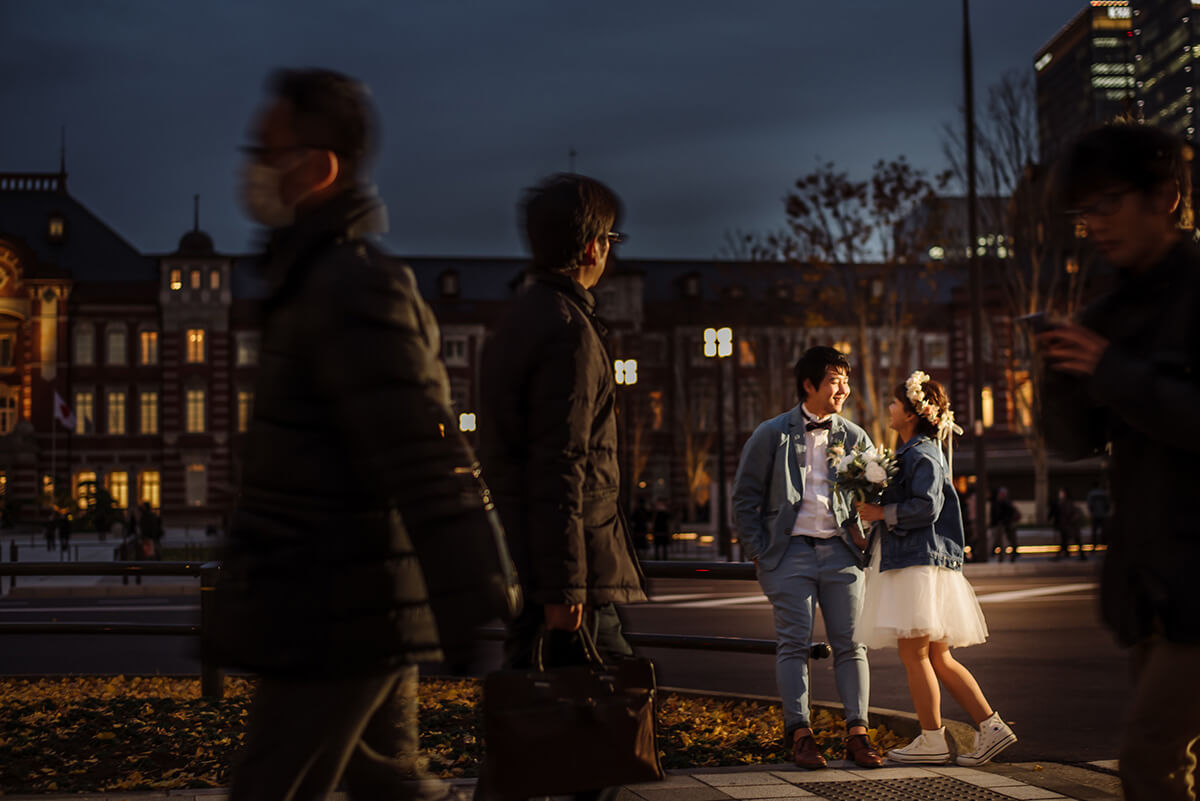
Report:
268,68,377,178
1060,123,1191,225
521,173,622,273
794,346,851,400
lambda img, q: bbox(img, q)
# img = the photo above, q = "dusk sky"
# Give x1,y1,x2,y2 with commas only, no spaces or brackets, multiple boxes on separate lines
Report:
3,1,1086,259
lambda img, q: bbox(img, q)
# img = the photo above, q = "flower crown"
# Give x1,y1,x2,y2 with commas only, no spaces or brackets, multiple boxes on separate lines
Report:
904,370,964,440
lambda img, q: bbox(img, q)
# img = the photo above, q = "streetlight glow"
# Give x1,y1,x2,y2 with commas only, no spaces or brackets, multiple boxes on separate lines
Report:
703,327,733,359
614,358,638,385
458,412,477,432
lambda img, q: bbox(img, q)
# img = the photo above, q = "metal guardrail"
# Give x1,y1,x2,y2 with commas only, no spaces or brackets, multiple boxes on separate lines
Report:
0,560,774,699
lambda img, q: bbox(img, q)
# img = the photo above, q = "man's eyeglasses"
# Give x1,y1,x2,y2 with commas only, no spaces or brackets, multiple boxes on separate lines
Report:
1067,188,1135,219
605,231,627,246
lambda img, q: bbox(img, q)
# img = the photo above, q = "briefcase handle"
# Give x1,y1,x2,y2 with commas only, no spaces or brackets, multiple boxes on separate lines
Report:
532,622,606,672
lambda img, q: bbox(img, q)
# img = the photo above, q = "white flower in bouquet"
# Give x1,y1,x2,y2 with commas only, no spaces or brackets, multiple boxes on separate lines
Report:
864,461,887,484
836,453,856,472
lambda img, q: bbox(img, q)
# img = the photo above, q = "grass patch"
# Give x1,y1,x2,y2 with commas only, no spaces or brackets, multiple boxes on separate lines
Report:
0,676,908,793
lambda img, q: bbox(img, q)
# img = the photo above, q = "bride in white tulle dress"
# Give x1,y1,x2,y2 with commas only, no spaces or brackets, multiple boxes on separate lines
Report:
854,371,1017,768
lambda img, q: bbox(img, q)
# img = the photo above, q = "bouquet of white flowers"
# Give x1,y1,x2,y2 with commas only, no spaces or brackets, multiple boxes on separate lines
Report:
827,442,898,503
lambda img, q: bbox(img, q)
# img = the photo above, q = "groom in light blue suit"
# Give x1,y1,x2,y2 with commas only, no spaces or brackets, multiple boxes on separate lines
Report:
732,346,880,769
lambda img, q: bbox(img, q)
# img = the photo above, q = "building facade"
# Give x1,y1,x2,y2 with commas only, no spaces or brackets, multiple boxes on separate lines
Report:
1035,0,1136,165
1132,0,1200,140
1,168,1089,530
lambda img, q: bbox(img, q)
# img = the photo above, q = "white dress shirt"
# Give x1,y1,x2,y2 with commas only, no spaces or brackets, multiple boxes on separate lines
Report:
791,404,839,539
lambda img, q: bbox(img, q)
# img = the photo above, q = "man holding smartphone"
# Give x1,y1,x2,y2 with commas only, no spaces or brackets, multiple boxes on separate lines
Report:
1039,124,1200,801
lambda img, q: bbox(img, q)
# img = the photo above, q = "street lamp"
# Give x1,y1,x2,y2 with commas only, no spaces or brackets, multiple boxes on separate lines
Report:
458,412,477,433
703,327,733,560
614,358,638,515
614,359,638,386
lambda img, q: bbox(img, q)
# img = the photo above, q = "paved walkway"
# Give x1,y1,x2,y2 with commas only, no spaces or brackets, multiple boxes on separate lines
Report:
0,762,1125,801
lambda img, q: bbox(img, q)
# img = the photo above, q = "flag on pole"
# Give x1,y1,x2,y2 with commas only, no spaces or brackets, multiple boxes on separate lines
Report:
53,391,76,431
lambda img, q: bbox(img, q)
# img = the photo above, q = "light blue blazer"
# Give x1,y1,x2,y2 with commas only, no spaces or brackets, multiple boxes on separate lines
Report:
732,404,873,571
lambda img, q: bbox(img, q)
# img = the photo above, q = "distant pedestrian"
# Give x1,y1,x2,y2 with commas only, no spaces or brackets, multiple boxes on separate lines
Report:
1085,482,1110,549
207,68,517,801
631,496,651,556
955,476,980,563
57,513,71,555
1040,122,1200,800
127,505,139,539
44,510,57,552
989,487,1019,562
856,374,1016,766
1049,487,1085,561
652,500,673,561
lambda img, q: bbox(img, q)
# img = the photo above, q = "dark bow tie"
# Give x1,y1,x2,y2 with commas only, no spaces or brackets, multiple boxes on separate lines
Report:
805,419,832,432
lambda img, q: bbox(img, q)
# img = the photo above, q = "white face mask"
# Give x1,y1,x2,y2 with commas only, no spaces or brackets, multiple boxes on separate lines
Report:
238,162,295,228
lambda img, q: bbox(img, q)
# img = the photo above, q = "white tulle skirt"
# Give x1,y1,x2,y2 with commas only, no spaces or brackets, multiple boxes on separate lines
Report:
855,539,989,650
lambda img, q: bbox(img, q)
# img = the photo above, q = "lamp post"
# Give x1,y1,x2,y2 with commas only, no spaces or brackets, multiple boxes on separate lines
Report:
614,359,638,512
703,327,732,560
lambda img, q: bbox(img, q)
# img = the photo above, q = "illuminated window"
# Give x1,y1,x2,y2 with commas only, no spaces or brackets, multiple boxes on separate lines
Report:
139,391,158,435
74,470,97,511
140,331,158,365
106,390,126,435
42,474,54,504
185,463,207,507
439,270,460,298
649,390,665,431
74,391,94,435
1016,378,1034,429
106,327,127,365
74,324,94,366
170,269,182,291
139,470,161,509
833,340,852,355
190,270,201,290
0,388,16,434
48,215,65,240
186,329,206,363
924,334,950,368
738,338,757,367
236,333,259,366
185,389,206,433
443,336,468,367
107,471,129,509
209,269,221,290
237,390,254,433
981,385,995,428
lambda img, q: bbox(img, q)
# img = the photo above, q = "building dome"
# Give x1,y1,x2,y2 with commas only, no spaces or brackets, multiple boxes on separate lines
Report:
177,230,214,255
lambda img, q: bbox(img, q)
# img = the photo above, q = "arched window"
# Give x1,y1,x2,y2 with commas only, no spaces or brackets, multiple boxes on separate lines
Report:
74,323,94,366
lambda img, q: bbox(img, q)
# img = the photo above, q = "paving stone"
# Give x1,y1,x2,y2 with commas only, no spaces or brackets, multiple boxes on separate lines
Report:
628,787,733,801
626,775,706,790
718,784,816,799
694,772,787,787
771,768,868,783
924,766,992,779
990,786,1067,800
953,771,1030,788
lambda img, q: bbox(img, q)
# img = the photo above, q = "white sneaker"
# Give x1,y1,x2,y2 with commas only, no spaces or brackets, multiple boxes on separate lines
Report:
956,712,1018,766
886,727,951,765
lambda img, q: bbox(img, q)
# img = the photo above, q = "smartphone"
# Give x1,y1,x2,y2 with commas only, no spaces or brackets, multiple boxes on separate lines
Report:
1017,312,1059,334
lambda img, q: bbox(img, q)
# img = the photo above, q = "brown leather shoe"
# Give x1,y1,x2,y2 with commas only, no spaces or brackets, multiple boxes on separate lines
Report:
845,733,884,768
793,734,828,769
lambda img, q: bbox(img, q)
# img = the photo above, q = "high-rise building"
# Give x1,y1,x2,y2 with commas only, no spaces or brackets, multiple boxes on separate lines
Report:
1034,1,1136,165
1131,0,1200,140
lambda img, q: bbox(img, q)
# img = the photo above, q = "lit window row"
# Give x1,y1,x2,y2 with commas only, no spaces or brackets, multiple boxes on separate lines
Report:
168,267,222,292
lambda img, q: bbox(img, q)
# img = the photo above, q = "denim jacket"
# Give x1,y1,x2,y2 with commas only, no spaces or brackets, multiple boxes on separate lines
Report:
732,405,872,571
876,434,965,572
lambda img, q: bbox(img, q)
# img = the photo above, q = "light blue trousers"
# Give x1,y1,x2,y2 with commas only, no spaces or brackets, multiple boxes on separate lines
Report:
757,535,869,735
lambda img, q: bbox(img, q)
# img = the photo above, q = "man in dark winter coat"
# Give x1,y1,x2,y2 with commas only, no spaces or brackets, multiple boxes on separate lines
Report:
478,174,646,798
1040,123,1200,801
208,69,517,801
